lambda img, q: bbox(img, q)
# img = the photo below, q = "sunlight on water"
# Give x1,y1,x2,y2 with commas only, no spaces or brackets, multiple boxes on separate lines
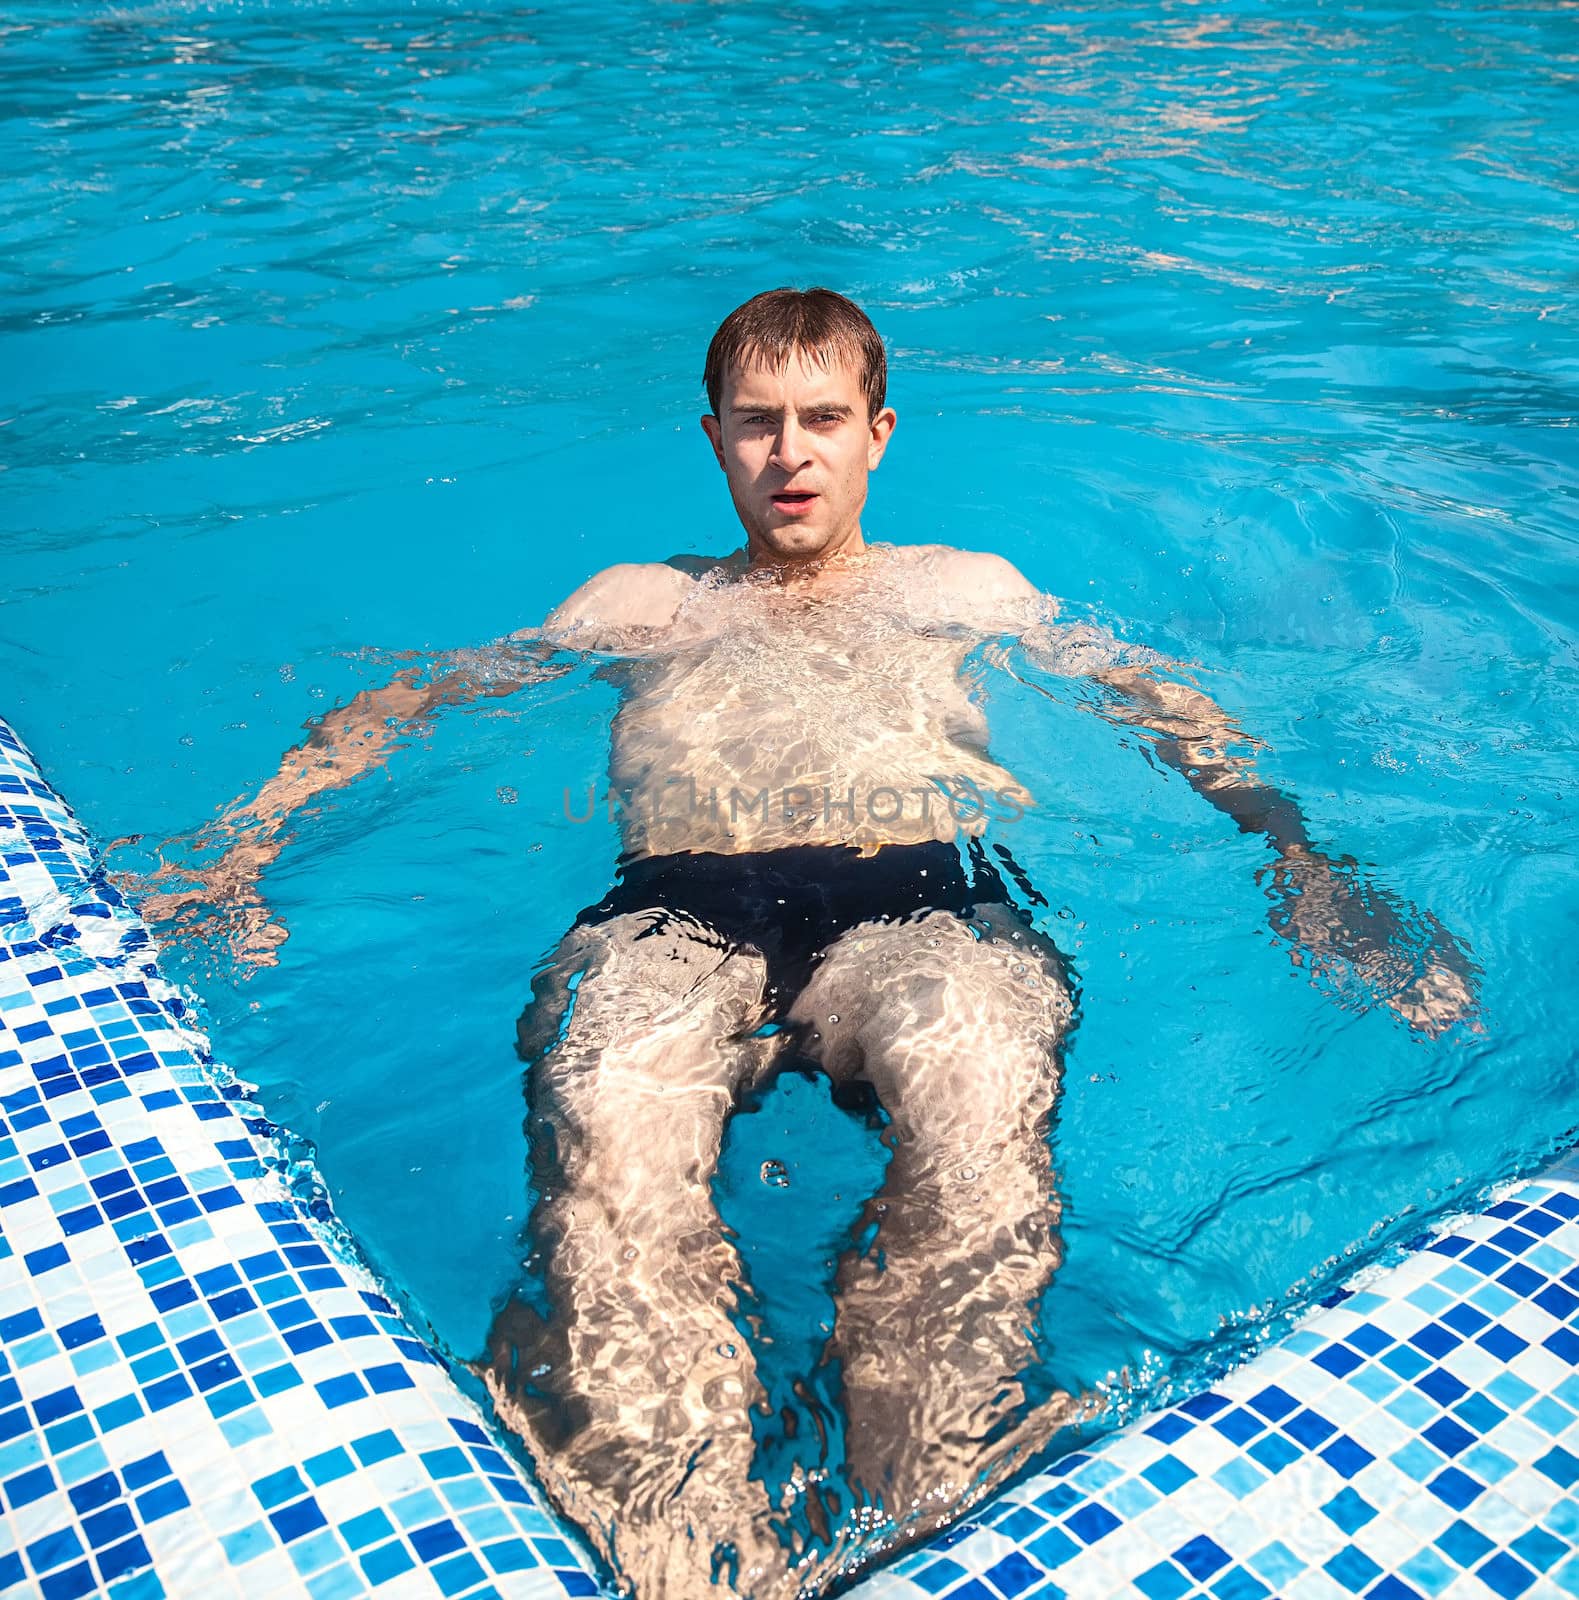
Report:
4,0,1577,1591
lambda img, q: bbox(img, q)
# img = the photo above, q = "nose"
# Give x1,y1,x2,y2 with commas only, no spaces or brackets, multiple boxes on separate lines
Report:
769,418,812,474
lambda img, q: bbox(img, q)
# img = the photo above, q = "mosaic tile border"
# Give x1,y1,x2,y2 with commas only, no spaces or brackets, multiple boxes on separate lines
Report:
4,711,1576,1600
0,718,600,1600
842,1189,1579,1596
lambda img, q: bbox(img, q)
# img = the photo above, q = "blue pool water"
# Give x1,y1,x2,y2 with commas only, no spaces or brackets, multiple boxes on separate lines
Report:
3,0,1577,1584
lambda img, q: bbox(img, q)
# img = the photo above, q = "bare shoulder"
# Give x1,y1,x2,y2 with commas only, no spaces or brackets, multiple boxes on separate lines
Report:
543,562,698,643
897,545,1047,616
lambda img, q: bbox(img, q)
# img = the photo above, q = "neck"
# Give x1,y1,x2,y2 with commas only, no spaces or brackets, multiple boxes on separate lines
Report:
745,525,867,579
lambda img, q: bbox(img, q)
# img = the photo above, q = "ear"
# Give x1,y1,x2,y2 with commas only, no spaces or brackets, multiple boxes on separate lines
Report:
699,413,726,470
867,407,897,471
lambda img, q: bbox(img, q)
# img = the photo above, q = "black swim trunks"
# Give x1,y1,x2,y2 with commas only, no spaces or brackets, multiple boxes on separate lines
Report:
573,836,1052,1013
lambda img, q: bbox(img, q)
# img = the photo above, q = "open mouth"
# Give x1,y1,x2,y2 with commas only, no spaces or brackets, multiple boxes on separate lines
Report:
771,491,818,513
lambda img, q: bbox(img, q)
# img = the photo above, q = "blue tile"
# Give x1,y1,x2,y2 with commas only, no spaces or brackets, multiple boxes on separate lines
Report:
1511,1528,1567,1574
984,1553,1042,1596
410,1520,465,1562
1478,1552,1538,1599
1142,1456,1195,1494
1321,1489,1376,1535
1436,1519,1494,1568
270,1498,329,1544
1535,1446,1579,1488
1175,1537,1230,1581
1324,1545,1380,1592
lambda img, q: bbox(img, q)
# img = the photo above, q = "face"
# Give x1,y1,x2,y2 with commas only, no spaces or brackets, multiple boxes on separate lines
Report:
700,351,897,568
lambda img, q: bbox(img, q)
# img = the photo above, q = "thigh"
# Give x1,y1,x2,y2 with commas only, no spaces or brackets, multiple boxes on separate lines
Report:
787,905,1075,1141
518,908,775,1173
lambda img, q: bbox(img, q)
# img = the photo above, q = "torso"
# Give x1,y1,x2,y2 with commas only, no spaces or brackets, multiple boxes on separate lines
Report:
586,546,1032,858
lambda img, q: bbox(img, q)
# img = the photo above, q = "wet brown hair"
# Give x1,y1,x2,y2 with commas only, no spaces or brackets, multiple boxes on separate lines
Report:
703,287,887,421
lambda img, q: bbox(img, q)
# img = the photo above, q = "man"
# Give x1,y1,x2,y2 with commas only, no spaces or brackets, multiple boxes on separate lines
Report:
149,289,1476,1599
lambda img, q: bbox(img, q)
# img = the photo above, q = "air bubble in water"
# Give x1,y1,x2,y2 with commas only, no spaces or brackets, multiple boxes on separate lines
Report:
760,1160,789,1188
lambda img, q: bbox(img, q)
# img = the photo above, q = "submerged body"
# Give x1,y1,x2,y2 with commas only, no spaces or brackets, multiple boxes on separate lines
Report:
487,542,1083,1597
147,291,1478,1599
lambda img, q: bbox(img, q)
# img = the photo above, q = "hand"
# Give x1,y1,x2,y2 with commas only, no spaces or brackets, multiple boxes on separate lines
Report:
1257,847,1481,1038
116,825,291,974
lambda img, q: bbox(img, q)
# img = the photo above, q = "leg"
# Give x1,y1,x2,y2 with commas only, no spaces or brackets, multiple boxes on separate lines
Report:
481,910,786,1598
787,906,1076,1557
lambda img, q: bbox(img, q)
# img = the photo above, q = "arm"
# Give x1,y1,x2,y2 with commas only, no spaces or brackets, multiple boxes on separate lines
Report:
943,551,1480,1037
140,562,694,960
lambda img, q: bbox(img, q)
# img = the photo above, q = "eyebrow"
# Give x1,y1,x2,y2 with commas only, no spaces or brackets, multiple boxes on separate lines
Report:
730,401,856,417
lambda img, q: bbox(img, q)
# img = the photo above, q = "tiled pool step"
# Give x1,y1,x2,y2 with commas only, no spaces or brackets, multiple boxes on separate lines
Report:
0,718,600,1600
3,712,1576,1600
845,1154,1579,1600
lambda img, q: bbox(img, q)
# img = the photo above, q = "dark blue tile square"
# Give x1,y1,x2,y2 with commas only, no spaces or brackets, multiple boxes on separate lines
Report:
1534,1446,1579,1488
984,1553,1041,1596
1213,1407,1265,1445
1510,1527,1566,1573
39,1561,96,1600
1489,1226,1537,1255
1478,1325,1528,1361
1284,1409,1337,1448
93,1534,149,1583
1144,1413,1191,1445
1065,1503,1120,1544
1321,1436,1374,1480
144,1374,192,1412
27,1526,82,1573
25,1243,68,1275
58,1316,105,1351
1173,1536,1229,1580
1463,1245,1509,1275
268,1497,327,1543
1366,1579,1424,1600
364,1363,415,1394
283,1324,332,1356
1178,1391,1228,1420
411,1520,466,1562
176,1331,223,1366
81,1503,135,1550
121,1453,169,1492
1417,1368,1468,1406
1543,1326,1579,1363
135,1481,189,1523
67,1473,118,1514
1498,1263,1544,1297
1246,1385,1297,1421
1477,1552,1537,1598
1409,1324,1461,1359
209,1289,256,1321
1535,1284,1579,1320
315,1374,365,1408
34,1387,82,1424
1427,1468,1483,1510
1348,1322,1391,1356
1314,1343,1363,1378
1324,1545,1380,1593
1423,1418,1475,1457
191,1356,241,1393
4,1463,55,1508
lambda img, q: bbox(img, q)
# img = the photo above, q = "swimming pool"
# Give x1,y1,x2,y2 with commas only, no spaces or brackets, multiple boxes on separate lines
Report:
4,0,1576,1591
